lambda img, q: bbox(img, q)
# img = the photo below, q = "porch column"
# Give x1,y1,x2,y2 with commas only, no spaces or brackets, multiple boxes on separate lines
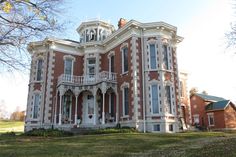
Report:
102,92,105,124
93,92,96,125
74,94,78,125
59,93,63,125
116,91,119,124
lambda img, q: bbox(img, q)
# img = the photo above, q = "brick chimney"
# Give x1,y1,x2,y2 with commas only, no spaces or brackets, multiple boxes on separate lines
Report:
118,18,127,29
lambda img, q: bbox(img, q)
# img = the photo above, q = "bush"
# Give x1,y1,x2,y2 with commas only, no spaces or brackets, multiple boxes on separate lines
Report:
87,127,138,135
24,128,73,137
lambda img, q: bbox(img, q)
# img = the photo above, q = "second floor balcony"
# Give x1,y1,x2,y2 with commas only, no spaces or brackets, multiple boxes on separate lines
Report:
57,71,117,86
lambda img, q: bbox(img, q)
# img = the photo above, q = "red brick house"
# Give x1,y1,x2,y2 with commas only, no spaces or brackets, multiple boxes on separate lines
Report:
190,93,236,130
25,18,183,133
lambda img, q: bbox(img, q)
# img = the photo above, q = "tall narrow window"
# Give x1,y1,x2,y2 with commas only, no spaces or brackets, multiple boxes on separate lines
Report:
36,59,43,81
109,93,115,117
208,114,214,126
33,94,40,119
150,44,157,69
122,47,128,73
64,59,73,76
109,55,115,73
87,58,96,78
163,45,169,69
165,86,172,114
123,87,129,116
151,84,159,114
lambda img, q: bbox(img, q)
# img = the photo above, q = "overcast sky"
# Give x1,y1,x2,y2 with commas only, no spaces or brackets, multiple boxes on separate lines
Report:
0,0,235,113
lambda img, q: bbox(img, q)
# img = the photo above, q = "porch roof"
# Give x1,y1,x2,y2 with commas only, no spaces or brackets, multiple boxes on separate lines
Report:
205,100,230,111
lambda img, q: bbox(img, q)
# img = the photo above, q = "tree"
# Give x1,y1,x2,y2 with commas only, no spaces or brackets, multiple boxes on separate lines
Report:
201,90,208,95
189,87,198,97
10,106,25,121
225,23,236,50
0,0,64,71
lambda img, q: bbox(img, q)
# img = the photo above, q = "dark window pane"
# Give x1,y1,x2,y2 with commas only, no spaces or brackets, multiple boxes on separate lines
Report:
152,85,159,114
123,47,128,72
110,56,114,72
124,87,129,115
36,59,43,81
150,44,157,69
163,45,169,69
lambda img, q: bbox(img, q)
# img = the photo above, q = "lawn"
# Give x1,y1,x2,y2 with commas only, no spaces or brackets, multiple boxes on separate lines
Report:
0,120,24,133
0,131,236,157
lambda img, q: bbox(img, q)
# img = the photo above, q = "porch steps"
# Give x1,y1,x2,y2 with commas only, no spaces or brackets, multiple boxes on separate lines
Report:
70,127,99,135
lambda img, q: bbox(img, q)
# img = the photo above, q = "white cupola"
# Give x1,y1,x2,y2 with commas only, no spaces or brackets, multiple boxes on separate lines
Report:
77,19,115,43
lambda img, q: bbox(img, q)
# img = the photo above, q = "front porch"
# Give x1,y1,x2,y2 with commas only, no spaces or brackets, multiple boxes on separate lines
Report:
53,71,118,129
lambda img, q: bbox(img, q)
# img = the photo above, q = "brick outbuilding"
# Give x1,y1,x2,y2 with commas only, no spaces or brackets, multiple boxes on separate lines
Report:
190,93,236,130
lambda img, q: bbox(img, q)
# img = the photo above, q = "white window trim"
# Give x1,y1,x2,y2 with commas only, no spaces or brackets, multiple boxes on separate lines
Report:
164,82,175,115
150,84,160,115
86,57,97,76
120,43,129,74
63,55,75,76
149,43,158,70
108,52,115,73
122,87,129,117
120,82,129,117
36,59,43,81
147,39,158,70
193,114,199,124
207,113,214,126
32,92,41,120
162,44,169,70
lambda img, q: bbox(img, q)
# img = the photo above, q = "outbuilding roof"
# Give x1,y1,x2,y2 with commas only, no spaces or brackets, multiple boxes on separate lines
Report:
195,93,225,102
205,100,230,111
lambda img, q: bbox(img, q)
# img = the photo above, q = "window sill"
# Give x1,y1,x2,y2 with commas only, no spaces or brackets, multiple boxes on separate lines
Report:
121,115,129,119
30,80,43,84
120,72,128,76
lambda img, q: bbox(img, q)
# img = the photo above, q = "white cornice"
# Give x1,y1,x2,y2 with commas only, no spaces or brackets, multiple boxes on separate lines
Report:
27,20,183,55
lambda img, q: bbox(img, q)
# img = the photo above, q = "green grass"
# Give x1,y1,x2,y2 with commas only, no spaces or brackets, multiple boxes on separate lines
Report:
0,131,236,157
0,120,24,133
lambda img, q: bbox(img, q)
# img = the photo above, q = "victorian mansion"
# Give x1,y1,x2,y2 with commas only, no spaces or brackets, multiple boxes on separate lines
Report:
25,18,183,133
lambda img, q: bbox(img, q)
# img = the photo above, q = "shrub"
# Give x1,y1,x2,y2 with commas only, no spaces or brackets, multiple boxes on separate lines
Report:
24,128,73,137
87,127,138,135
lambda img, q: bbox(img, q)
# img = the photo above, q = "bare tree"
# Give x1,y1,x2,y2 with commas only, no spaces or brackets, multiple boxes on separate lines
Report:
225,23,236,50
0,0,65,72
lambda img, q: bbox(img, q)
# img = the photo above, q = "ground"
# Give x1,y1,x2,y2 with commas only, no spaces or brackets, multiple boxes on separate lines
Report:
0,121,236,157
0,120,24,133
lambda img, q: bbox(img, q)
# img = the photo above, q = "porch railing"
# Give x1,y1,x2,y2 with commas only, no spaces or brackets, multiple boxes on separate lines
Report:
58,71,117,85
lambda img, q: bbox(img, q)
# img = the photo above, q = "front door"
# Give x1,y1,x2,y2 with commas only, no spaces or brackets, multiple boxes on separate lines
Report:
84,95,94,124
